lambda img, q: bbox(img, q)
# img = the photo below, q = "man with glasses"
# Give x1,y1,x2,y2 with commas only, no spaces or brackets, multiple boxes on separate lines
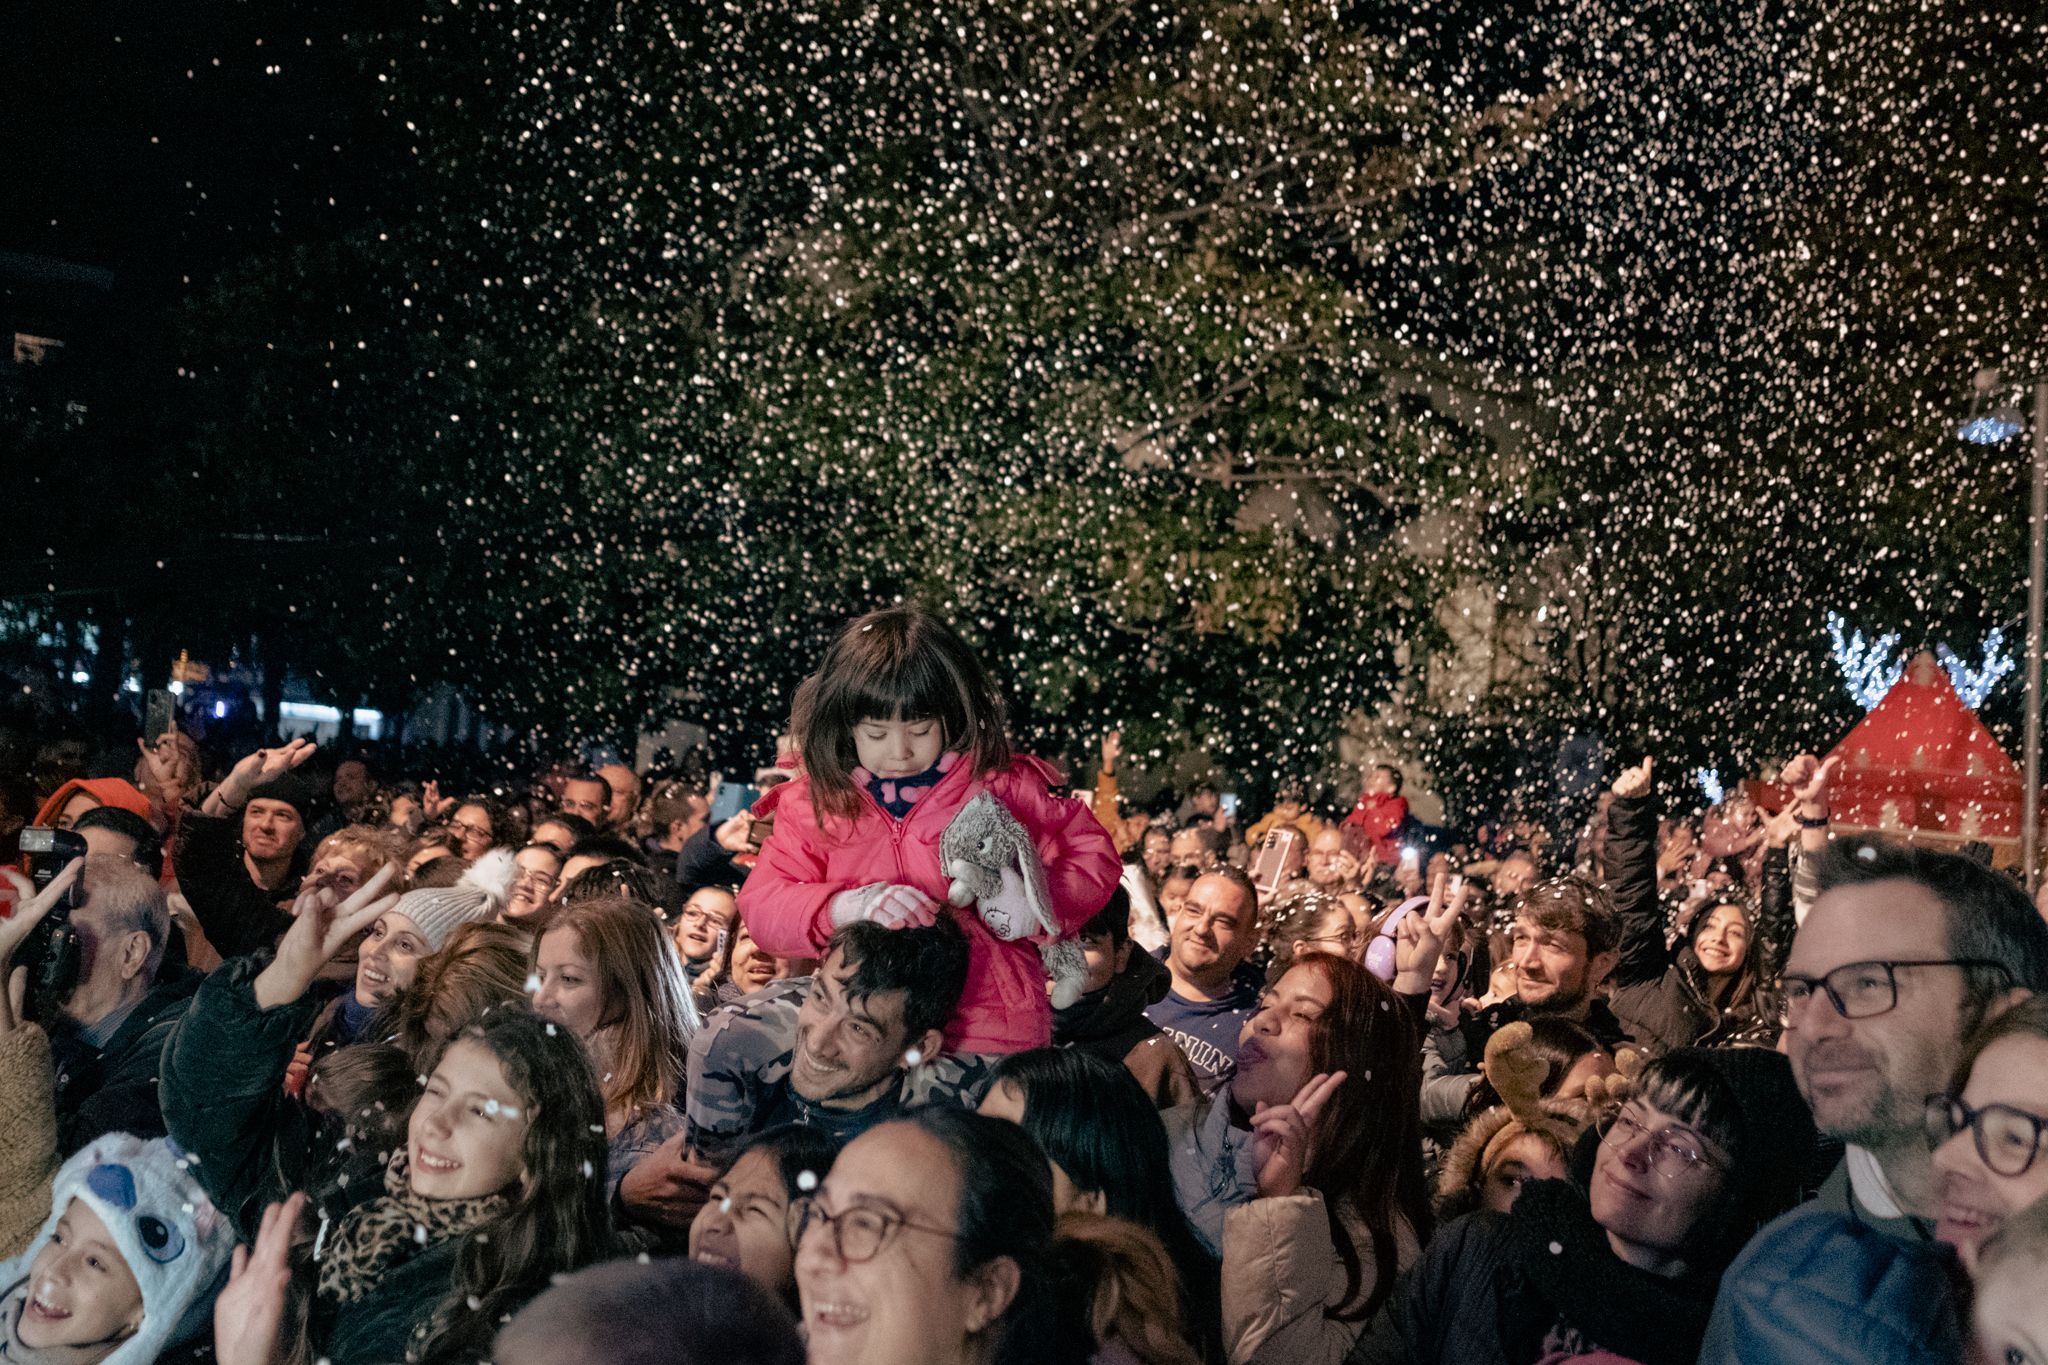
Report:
1701,836,2048,1364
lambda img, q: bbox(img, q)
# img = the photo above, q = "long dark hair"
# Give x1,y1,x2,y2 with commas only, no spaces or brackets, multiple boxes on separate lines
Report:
535,896,699,1123
1682,894,1760,1011
410,1006,616,1364
792,606,1013,824
986,1049,1221,1360
1290,952,1432,1321
895,1108,1090,1365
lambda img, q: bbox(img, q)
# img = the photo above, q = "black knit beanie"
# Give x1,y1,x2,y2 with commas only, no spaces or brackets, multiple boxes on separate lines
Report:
244,771,316,826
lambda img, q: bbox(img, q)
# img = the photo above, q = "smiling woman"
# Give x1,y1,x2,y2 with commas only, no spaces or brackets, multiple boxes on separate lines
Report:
1351,1048,1819,1365
160,864,616,1365
793,1107,1082,1365
1927,995,2048,1274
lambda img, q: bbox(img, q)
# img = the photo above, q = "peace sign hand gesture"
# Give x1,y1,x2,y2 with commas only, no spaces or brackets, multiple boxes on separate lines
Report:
253,863,400,1009
1252,1070,1347,1199
1393,868,1470,995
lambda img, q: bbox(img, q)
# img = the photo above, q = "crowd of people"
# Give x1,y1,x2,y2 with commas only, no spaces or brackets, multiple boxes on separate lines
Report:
0,603,2043,1365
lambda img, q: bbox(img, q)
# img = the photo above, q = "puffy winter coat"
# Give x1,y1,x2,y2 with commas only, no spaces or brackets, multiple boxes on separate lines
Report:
738,755,1121,1055
1697,1203,1965,1365
1223,1191,1418,1365
1605,793,1793,1053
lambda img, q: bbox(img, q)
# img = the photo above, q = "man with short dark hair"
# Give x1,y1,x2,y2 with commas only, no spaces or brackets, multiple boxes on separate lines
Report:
1420,874,1627,1135
1700,837,2048,1364
617,916,973,1234
684,916,971,1153
558,772,614,829
1144,866,1263,1096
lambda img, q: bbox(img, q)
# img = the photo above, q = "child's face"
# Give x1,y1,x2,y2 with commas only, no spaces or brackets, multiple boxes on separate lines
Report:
1976,1258,2048,1365
854,716,944,778
20,1199,144,1351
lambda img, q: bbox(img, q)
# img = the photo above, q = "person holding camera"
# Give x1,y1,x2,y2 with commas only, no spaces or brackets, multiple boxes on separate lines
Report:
2,852,197,1154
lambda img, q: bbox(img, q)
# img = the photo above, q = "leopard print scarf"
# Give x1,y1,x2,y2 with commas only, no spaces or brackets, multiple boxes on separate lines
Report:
315,1149,507,1305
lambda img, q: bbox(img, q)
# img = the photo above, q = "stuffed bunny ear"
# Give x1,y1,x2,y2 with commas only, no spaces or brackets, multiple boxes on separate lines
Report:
1008,833,1060,940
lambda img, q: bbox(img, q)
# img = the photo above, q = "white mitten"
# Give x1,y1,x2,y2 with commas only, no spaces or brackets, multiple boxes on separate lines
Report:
829,883,940,930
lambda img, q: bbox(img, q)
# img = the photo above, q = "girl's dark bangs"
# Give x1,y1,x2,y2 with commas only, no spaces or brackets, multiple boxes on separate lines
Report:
844,646,951,724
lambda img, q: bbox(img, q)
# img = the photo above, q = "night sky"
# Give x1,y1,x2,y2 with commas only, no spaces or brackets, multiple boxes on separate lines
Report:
0,2,404,312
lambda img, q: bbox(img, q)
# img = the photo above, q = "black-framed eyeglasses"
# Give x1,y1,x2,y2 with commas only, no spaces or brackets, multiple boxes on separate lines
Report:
447,818,494,844
786,1196,959,1263
1597,1108,1725,1180
1924,1094,2048,1178
1168,863,1204,879
1778,959,2016,1025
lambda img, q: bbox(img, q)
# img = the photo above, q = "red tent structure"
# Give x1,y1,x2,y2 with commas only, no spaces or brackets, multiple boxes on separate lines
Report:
1764,651,2034,860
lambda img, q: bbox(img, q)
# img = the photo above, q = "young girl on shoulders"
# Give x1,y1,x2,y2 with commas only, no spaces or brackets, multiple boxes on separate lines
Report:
739,606,1121,1072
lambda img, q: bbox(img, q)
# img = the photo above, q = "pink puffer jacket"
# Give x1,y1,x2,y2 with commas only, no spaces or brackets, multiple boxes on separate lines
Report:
737,754,1121,1055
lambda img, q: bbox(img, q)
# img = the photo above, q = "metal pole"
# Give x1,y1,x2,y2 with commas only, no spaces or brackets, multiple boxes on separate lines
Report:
2025,380,2048,892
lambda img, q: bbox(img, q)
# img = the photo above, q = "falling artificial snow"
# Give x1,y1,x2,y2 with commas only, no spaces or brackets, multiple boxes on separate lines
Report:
52,0,2039,833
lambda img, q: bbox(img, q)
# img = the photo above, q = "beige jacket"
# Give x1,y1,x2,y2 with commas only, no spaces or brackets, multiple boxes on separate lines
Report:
1221,1190,1420,1365
0,1024,60,1260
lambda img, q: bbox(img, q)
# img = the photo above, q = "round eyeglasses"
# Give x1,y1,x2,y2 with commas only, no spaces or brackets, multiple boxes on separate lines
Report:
1924,1095,2048,1178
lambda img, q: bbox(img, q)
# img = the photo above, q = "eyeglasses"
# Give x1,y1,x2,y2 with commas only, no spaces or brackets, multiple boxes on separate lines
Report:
679,906,731,929
512,870,558,893
1924,1095,2048,1178
1300,928,1360,952
786,1196,958,1263
1169,863,1204,879
1778,959,2015,1025
1597,1109,1723,1180
448,819,494,844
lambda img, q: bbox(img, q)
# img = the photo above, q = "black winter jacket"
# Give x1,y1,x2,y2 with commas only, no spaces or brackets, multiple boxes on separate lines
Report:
1346,1180,1723,1365
160,955,436,1365
173,812,304,961
1605,793,1794,1053
48,968,199,1153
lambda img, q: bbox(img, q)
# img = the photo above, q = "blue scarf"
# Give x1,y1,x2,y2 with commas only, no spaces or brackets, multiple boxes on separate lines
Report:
864,756,949,820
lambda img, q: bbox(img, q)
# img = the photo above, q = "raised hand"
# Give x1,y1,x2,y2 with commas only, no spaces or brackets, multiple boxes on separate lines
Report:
253,863,399,1009
215,1192,305,1365
714,812,754,854
1393,868,1471,994
1251,1070,1346,1199
1779,753,1838,810
1611,755,1653,800
420,779,457,821
1100,730,1122,772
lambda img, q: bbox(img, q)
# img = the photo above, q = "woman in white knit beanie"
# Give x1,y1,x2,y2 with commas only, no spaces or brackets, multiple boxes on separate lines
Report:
355,849,518,1011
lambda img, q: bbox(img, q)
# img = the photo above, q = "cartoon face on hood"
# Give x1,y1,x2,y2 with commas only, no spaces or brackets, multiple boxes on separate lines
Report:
0,1135,233,1365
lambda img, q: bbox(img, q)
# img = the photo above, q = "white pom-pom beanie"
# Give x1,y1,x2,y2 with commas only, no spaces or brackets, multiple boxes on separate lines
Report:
0,1133,234,1365
393,846,519,951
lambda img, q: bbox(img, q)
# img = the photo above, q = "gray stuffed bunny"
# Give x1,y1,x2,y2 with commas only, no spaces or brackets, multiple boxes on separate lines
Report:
940,791,1088,1008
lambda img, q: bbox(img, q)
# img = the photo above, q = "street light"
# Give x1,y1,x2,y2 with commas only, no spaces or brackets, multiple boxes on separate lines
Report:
1959,368,2048,890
